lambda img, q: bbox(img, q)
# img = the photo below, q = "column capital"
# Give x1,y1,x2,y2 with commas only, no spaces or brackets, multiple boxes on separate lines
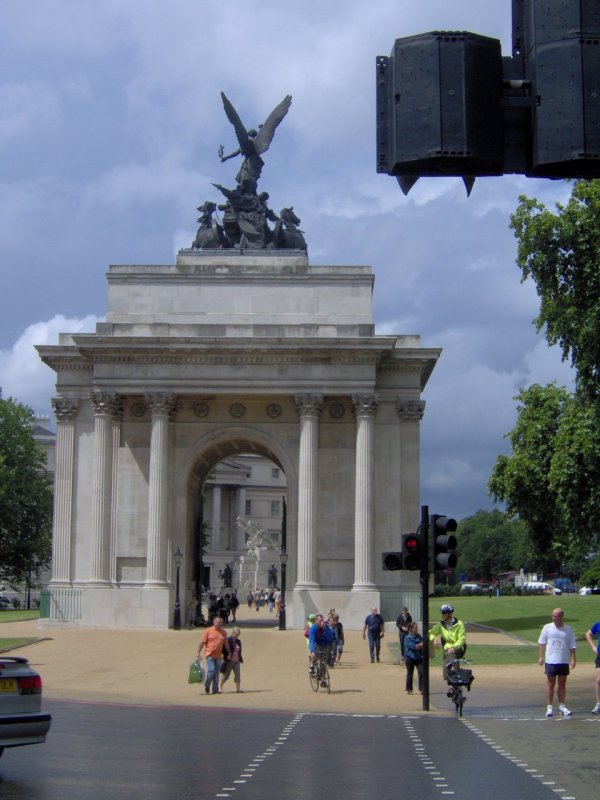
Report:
294,393,324,417
396,398,425,422
52,397,81,421
352,393,379,418
90,391,124,417
145,393,180,418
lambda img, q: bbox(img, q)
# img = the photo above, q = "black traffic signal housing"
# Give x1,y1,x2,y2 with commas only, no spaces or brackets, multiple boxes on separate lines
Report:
430,514,458,571
402,532,425,571
382,551,404,571
376,0,600,194
382,531,426,571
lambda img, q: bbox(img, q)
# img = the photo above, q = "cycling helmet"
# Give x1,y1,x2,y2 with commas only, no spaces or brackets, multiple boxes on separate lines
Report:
440,604,454,614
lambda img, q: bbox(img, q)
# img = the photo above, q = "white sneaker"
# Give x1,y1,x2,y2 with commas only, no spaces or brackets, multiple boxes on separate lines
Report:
558,704,572,716
592,703,600,715
545,705,554,717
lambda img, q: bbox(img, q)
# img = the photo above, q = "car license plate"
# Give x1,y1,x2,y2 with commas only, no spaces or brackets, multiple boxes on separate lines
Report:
0,678,17,692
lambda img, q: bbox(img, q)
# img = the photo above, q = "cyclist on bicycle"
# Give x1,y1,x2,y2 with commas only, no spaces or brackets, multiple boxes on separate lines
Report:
308,613,335,675
429,604,467,673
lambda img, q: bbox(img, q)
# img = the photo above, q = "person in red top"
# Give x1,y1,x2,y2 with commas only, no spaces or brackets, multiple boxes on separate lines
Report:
197,616,230,694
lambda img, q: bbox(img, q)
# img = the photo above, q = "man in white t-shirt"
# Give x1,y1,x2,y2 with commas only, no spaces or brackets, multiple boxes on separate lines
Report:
538,608,577,717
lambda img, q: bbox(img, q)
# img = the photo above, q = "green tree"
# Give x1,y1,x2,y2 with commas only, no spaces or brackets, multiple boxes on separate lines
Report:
488,384,569,551
457,509,533,580
489,180,600,560
510,179,600,403
580,556,600,588
0,398,53,583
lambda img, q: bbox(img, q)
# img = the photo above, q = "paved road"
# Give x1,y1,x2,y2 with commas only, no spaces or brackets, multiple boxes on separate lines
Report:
1,700,593,800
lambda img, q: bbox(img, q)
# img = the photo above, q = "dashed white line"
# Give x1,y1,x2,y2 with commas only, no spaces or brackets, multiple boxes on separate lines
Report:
462,719,577,800
214,712,304,799
402,718,455,796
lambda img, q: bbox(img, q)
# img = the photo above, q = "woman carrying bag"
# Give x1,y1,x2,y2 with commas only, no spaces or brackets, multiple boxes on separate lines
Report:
220,627,244,693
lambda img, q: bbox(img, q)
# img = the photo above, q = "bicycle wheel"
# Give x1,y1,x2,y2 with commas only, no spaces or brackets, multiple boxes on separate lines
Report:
309,663,319,692
320,661,331,694
455,687,463,717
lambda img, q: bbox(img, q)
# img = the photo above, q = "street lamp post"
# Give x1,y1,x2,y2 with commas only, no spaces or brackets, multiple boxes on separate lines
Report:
173,546,183,630
279,496,288,631
279,551,288,631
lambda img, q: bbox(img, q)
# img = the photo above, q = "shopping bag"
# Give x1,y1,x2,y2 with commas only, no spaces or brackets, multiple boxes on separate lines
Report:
188,659,205,684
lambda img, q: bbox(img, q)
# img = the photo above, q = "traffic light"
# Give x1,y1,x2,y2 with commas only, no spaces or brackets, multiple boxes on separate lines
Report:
402,532,425,571
376,0,600,194
382,551,404,571
430,515,458,571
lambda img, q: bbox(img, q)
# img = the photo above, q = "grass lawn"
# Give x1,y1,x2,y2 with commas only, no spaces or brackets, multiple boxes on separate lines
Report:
0,609,40,623
0,638,38,652
425,594,600,665
0,610,41,653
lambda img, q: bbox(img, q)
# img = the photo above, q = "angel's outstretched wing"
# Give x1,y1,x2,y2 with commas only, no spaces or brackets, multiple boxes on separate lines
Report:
221,92,253,156
254,95,292,155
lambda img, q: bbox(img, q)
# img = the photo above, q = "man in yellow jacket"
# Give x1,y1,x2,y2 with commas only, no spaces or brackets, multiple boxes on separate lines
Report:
429,604,467,667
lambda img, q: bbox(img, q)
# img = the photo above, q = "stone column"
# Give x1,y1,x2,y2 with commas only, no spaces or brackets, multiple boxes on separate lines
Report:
237,487,246,549
49,398,80,586
109,400,125,584
352,393,379,590
90,391,121,586
211,486,222,550
294,393,323,589
145,394,180,587
396,398,426,533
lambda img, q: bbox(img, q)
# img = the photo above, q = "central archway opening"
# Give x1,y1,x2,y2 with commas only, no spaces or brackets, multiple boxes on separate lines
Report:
185,434,292,627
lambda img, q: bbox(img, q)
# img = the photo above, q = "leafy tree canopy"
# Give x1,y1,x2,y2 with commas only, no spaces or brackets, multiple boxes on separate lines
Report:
457,509,532,580
489,384,569,550
0,397,53,583
489,180,600,560
510,179,600,403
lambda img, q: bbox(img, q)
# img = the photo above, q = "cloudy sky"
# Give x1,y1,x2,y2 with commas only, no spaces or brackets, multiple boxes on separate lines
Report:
0,1,575,521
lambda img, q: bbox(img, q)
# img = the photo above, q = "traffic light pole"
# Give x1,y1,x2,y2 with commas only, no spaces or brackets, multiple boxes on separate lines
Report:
420,504,430,711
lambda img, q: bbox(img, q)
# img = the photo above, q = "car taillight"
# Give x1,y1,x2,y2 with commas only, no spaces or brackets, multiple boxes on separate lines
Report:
18,675,42,694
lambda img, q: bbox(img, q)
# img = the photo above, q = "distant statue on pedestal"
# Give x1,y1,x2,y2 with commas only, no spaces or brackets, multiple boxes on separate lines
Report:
268,564,278,588
219,563,232,587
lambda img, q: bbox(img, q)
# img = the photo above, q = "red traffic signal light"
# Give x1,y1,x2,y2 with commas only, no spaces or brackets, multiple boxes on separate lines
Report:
402,532,424,571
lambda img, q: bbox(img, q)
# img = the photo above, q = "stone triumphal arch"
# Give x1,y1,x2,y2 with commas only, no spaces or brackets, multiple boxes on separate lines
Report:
38,248,439,629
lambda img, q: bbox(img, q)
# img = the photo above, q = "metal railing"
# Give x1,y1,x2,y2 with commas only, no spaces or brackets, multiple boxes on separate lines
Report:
39,588,83,621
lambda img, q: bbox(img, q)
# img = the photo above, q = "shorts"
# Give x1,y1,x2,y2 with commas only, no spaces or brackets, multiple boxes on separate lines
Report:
595,655,600,669
545,663,570,677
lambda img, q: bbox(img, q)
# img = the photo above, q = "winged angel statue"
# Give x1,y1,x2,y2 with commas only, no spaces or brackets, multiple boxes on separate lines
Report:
191,92,306,251
219,92,291,194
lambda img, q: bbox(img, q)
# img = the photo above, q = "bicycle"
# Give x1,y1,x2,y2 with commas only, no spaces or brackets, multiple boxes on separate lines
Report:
444,659,474,717
309,648,331,694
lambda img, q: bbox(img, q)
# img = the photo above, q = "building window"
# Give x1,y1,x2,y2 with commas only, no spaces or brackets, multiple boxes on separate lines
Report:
271,500,280,517
245,499,252,515
269,531,280,546
271,467,279,479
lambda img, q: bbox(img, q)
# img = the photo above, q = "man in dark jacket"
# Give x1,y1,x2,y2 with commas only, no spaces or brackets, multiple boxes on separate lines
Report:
362,606,385,663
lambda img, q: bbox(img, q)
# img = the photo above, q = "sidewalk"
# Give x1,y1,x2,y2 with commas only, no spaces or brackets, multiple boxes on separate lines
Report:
1,608,586,715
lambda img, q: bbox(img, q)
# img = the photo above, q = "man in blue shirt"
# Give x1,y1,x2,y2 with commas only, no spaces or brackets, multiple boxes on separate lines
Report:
585,620,600,714
362,606,385,663
308,614,335,676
